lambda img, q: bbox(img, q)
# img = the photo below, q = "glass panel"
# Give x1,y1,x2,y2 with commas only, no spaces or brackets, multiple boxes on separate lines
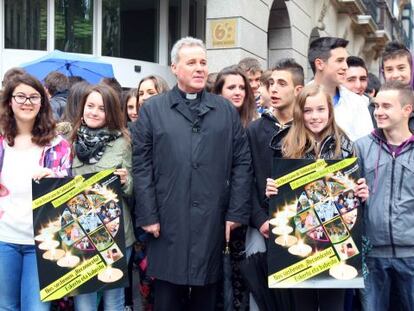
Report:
189,0,206,40
168,0,181,62
102,0,159,62
55,0,93,54
4,0,47,50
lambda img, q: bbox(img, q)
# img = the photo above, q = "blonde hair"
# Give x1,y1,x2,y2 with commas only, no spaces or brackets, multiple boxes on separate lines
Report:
282,84,345,158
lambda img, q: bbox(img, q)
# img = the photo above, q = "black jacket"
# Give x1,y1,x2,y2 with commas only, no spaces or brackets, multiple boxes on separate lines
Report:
300,135,355,160
246,113,291,230
131,86,252,285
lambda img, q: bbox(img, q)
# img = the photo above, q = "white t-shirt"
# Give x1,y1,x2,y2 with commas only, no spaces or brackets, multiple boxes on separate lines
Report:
0,143,43,245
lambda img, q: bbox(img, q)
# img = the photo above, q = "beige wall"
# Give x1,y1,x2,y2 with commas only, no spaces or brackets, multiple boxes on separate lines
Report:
206,0,384,80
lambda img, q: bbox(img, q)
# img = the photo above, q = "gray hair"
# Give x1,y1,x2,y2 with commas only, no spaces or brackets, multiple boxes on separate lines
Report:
170,37,206,65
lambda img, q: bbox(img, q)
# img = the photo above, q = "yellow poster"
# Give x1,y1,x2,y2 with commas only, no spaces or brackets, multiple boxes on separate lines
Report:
268,159,364,288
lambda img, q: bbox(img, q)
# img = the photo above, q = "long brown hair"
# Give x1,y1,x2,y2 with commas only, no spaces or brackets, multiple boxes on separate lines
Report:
282,84,345,158
137,75,170,97
70,84,129,142
122,88,138,123
0,74,56,146
213,65,257,127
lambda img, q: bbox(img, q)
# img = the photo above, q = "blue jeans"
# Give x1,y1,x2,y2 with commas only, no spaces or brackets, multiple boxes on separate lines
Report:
74,246,132,311
361,256,414,311
0,241,51,311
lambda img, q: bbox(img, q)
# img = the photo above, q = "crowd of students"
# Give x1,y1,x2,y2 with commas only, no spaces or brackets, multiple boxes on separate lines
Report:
0,35,413,311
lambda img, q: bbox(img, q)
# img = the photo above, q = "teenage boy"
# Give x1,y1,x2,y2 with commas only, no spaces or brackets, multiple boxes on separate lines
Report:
246,58,304,310
238,57,263,109
257,70,272,113
382,41,413,86
366,73,381,98
344,56,368,96
379,41,414,130
309,37,373,141
355,81,414,311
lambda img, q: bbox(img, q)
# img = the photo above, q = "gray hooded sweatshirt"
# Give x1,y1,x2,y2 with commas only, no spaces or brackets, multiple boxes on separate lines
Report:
355,130,414,258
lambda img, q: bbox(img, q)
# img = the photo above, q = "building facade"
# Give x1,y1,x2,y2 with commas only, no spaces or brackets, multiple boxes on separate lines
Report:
206,0,413,80
0,0,412,87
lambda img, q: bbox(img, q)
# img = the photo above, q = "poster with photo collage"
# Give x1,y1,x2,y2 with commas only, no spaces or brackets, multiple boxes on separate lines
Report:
267,158,364,288
32,170,128,301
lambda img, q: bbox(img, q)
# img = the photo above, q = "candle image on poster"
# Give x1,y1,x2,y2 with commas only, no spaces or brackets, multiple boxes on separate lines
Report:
32,170,128,301
267,158,364,288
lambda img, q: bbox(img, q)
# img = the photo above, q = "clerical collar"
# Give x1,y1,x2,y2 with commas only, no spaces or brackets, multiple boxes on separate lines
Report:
177,87,203,100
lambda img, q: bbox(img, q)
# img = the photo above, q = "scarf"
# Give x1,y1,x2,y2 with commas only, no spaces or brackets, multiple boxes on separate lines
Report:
75,126,121,164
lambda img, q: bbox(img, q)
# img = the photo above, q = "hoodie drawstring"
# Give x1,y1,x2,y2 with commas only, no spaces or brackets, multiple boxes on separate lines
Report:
372,140,382,195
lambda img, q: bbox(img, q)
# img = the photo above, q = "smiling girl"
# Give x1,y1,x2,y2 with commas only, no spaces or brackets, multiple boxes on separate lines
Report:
213,65,257,127
266,84,369,311
137,75,170,107
122,88,138,123
71,84,135,311
0,74,71,310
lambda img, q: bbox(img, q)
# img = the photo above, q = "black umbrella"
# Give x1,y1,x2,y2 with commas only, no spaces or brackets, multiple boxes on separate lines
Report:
239,252,294,311
223,241,234,311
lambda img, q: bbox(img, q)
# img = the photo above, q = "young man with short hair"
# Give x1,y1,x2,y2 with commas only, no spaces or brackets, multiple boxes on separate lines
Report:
356,81,414,311
382,41,413,86
246,58,304,310
344,56,368,96
367,72,382,128
381,41,414,130
43,71,69,120
238,57,263,108
309,37,373,141
366,73,381,98
257,69,272,112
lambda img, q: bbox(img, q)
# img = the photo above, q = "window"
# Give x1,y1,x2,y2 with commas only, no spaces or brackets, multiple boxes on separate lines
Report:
168,0,181,61
167,0,205,62
189,0,206,40
102,0,159,62
4,0,47,50
55,0,93,54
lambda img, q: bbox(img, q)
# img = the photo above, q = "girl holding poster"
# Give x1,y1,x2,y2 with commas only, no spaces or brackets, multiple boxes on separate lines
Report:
71,84,136,311
265,84,369,311
0,74,71,310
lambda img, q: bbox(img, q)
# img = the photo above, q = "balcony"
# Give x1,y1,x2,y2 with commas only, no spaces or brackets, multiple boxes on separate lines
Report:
361,0,378,23
333,0,366,15
352,15,378,34
368,29,392,46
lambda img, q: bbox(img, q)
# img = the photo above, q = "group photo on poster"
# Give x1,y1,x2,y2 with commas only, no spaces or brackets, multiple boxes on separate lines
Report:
32,170,128,302
267,158,364,289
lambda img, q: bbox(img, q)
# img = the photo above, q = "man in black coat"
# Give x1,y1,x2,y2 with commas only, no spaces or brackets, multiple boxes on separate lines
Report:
246,58,304,310
131,37,252,311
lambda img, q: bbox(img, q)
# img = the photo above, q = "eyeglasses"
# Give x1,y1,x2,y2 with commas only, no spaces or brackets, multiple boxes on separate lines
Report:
12,94,42,105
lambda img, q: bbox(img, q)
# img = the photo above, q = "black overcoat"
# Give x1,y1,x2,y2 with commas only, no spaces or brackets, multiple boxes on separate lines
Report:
131,86,252,285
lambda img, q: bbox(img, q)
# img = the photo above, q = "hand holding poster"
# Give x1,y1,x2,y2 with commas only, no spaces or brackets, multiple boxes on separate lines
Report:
268,158,364,288
32,170,128,301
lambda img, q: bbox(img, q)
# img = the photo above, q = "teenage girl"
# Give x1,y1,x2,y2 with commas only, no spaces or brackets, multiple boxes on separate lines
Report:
0,74,71,310
266,84,369,311
71,84,135,311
